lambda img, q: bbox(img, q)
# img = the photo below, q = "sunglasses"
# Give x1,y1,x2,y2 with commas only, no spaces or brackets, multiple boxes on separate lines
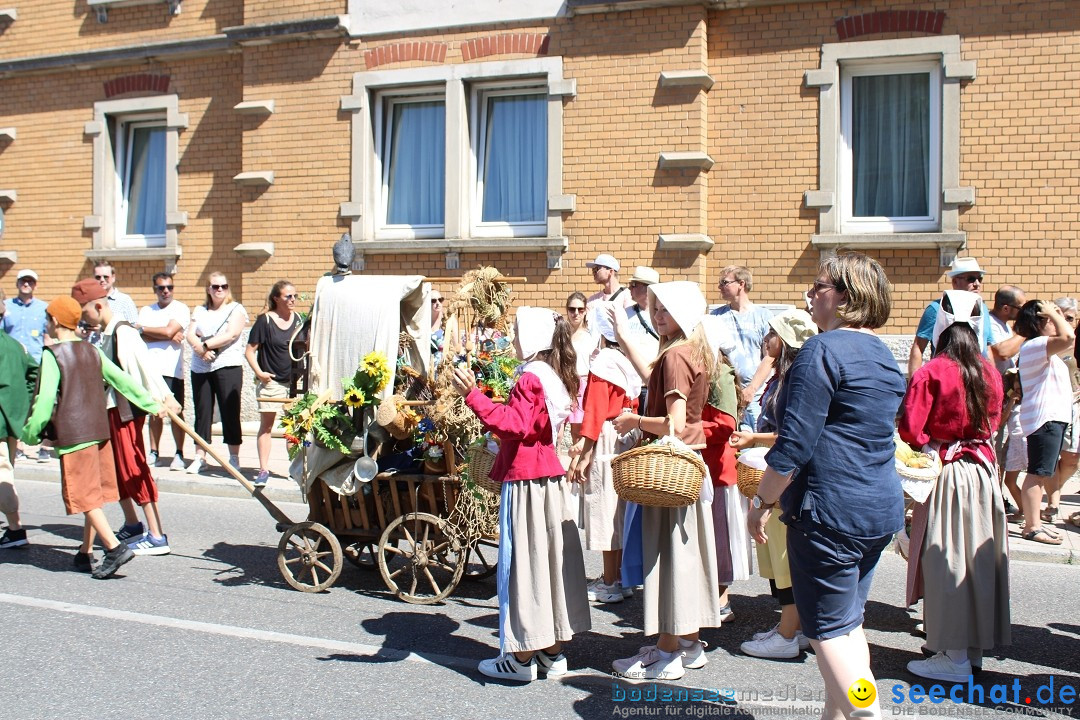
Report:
94,274,112,281
1066,315,1077,323
808,281,838,295
719,279,741,287
210,283,229,291
958,275,983,283
431,298,443,304
282,294,297,300
18,278,35,285
154,285,174,292
566,306,586,314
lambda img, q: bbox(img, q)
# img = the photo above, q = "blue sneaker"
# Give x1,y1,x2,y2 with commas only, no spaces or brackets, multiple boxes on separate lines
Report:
128,533,170,556
115,522,144,543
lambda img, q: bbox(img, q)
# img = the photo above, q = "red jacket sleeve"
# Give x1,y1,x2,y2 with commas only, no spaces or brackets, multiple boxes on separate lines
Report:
579,375,629,441
898,366,934,449
465,372,546,442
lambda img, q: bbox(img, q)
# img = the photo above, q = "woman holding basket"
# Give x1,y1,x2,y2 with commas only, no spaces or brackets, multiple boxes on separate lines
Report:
899,290,1008,682
609,281,722,682
451,307,590,683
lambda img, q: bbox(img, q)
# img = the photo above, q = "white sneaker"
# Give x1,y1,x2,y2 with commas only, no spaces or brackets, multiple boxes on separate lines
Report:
478,653,537,682
907,653,972,683
752,623,811,650
680,640,709,669
36,447,51,463
147,450,159,466
740,628,801,659
621,584,634,598
612,646,685,681
186,457,206,475
170,454,186,471
229,455,241,472
587,578,624,604
536,650,568,677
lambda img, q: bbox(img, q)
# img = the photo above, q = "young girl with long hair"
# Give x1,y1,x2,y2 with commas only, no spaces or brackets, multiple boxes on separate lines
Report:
609,281,723,681
900,290,1008,681
451,307,590,682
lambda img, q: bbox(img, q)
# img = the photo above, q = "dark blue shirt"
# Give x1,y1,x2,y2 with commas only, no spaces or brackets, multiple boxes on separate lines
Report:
765,329,906,539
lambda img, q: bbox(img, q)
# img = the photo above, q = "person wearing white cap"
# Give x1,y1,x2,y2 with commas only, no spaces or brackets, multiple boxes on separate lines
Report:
451,307,590,683
899,290,1009,681
4,269,48,365
585,253,634,312
609,281,722,682
907,257,995,377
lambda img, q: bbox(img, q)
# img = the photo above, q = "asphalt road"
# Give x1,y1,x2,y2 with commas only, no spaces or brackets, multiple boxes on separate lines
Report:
2,479,1079,720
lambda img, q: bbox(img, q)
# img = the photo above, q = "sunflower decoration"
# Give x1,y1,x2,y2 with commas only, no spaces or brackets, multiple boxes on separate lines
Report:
343,386,366,408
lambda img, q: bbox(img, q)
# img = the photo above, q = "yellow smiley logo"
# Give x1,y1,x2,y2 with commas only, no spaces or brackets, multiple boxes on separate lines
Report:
848,679,876,709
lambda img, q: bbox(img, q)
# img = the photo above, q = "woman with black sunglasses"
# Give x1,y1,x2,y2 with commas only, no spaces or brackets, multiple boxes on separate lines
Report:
245,281,301,487
185,272,249,475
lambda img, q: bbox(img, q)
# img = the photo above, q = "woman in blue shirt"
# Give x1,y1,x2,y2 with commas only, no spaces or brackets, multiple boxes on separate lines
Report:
747,253,906,720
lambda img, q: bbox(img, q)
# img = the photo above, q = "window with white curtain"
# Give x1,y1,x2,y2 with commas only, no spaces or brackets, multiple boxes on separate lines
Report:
839,60,941,233
377,91,446,237
472,85,547,237
116,119,167,247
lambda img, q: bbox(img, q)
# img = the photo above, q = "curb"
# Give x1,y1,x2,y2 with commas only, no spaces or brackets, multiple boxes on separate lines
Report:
14,462,304,506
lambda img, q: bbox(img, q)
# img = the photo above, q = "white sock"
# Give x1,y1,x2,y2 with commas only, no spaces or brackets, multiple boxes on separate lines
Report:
945,648,968,664
658,648,677,659
678,638,697,648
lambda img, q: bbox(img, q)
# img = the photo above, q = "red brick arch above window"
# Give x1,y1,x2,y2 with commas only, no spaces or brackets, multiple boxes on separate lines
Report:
460,33,549,62
835,10,945,41
104,74,171,98
364,42,448,70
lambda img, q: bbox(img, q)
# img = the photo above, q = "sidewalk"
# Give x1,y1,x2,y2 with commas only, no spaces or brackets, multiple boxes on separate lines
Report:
12,428,1080,563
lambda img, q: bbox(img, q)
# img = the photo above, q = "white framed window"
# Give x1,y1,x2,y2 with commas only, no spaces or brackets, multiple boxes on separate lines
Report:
471,83,547,237
804,36,975,261
375,90,446,239
114,116,168,248
85,95,187,260
342,57,575,268
839,60,941,234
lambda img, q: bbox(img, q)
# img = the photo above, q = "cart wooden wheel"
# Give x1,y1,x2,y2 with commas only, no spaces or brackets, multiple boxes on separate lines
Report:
378,512,464,605
461,535,499,581
277,521,343,593
343,542,379,571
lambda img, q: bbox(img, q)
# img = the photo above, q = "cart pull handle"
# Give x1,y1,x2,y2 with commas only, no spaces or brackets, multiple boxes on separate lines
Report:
166,408,296,527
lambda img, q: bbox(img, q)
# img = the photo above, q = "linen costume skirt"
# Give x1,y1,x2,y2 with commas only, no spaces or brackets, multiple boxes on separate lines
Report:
579,420,631,551
712,484,752,585
498,477,591,654
641,495,723,636
906,458,1011,651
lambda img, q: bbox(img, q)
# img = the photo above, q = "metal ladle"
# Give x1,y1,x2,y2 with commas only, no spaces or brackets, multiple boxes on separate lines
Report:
352,415,378,483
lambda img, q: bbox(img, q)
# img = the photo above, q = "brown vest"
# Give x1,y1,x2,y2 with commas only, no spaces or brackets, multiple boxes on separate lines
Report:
45,342,110,446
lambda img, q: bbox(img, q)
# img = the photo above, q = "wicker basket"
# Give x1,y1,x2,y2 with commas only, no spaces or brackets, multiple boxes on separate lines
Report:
736,463,764,499
611,442,705,508
466,444,502,496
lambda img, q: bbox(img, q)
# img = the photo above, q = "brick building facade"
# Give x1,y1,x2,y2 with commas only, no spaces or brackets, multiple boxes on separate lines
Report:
0,0,1075,334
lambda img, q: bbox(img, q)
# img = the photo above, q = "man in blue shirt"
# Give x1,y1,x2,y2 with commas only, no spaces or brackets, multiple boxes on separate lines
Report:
907,257,995,378
710,265,774,430
4,269,47,364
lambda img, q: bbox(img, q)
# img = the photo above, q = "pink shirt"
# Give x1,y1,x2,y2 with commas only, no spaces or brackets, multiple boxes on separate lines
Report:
465,372,567,482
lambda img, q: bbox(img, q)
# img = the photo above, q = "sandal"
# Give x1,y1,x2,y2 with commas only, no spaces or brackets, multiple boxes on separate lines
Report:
1041,506,1060,523
1023,527,1063,546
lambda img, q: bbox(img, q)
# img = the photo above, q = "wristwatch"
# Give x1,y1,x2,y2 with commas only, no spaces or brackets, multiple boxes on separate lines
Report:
752,494,776,510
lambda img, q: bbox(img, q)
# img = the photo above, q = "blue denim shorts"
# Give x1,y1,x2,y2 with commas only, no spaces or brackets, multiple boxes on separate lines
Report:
786,517,892,641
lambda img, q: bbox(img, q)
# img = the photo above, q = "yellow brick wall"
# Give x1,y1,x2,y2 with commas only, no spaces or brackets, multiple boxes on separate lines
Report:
0,1,241,61
242,0,343,28
707,0,1080,331
0,55,243,313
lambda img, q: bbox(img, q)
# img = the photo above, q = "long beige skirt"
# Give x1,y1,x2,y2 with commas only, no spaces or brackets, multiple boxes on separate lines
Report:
641,497,723,636
501,477,592,653
580,420,631,551
907,458,1011,651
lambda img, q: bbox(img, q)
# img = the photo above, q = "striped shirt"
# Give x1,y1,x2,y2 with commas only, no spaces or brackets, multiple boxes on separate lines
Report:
1018,336,1072,437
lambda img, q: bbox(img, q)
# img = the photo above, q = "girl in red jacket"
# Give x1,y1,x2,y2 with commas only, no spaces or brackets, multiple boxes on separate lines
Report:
451,307,591,682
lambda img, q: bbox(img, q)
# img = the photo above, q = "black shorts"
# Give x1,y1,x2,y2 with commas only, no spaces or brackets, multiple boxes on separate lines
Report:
786,517,892,641
1026,420,1067,477
162,375,185,410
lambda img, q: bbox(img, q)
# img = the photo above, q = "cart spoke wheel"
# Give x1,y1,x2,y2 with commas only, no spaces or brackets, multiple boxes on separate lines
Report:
377,512,464,605
462,536,499,581
277,521,343,593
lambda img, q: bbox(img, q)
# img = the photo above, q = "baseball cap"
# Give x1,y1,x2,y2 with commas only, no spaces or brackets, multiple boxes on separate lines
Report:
586,254,620,273
16,269,38,282
46,296,82,330
71,278,108,305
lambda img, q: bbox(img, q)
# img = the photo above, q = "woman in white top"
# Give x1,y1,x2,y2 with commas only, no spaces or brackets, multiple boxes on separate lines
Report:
1014,299,1075,544
185,272,249,475
565,292,595,439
